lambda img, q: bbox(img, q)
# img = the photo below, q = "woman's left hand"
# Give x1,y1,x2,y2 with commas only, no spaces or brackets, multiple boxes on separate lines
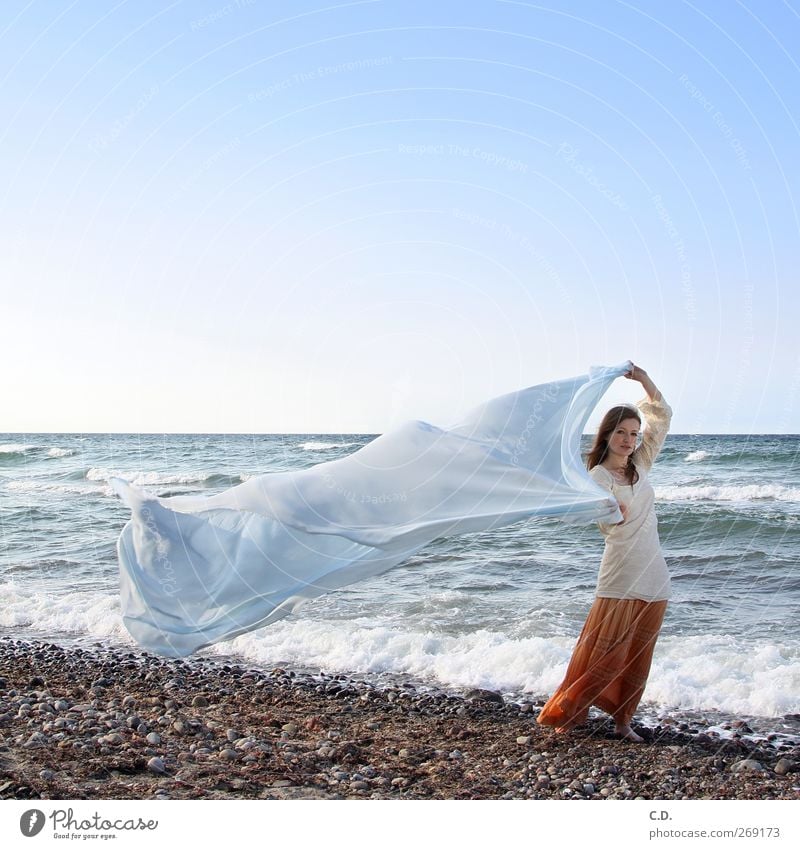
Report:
624,362,648,383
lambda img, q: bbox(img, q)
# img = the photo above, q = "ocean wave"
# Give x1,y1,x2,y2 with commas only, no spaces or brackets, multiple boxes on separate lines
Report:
675,445,799,465
1,582,797,717
5,480,111,496
0,444,76,461
46,447,76,458
85,467,245,487
301,441,361,451
208,618,800,718
0,443,39,463
656,483,800,503
6,558,81,574
0,583,127,641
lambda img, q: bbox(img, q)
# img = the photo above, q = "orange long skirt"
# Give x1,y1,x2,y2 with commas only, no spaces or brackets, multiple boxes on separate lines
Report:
536,596,667,728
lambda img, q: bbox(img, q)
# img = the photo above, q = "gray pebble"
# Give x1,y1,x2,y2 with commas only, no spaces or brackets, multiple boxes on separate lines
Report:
464,688,504,705
102,733,125,745
731,759,766,773
146,732,161,745
147,757,167,774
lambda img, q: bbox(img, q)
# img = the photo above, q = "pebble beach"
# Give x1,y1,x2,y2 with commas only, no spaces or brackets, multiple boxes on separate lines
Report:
0,637,797,802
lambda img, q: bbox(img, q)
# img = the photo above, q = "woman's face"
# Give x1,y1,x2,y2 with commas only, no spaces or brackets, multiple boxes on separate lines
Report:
606,417,641,461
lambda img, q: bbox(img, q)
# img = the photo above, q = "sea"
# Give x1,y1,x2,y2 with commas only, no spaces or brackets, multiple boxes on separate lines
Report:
1,431,798,743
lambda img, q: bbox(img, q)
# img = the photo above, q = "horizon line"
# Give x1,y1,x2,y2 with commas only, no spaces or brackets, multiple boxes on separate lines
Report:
2,431,797,438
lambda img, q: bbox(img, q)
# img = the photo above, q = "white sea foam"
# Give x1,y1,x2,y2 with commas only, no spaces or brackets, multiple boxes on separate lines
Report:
684,450,710,462
656,483,800,503
647,635,800,717
5,480,111,496
204,617,799,718
2,582,797,718
0,443,37,454
46,447,75,458
85,467,241,486
0,582,130,643
0,443,74,457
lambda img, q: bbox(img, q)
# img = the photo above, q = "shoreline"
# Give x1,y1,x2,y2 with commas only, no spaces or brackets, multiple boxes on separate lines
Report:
0,637,797,800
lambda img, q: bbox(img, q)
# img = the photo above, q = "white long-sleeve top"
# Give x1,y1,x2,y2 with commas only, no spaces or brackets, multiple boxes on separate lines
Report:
587,394,673,602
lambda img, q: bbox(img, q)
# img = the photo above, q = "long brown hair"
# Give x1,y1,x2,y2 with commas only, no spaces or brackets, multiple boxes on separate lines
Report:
586,405,641,486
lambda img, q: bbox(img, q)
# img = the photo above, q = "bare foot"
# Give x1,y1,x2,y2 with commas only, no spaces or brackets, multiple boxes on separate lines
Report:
614,724,644,742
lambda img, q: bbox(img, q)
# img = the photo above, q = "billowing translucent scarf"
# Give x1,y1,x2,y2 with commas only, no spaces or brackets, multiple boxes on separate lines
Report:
111,360,630,657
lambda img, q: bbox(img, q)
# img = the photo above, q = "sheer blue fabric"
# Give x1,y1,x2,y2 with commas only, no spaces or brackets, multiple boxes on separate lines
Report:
110,360,631,657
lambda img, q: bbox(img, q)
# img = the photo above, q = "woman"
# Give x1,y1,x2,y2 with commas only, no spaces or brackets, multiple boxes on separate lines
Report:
536,363,673,742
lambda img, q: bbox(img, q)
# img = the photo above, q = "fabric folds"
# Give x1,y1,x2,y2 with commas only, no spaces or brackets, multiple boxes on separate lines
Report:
110,360,633,657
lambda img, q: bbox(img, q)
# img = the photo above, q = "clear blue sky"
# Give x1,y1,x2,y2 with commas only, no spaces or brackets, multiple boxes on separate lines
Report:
2,0,798,433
